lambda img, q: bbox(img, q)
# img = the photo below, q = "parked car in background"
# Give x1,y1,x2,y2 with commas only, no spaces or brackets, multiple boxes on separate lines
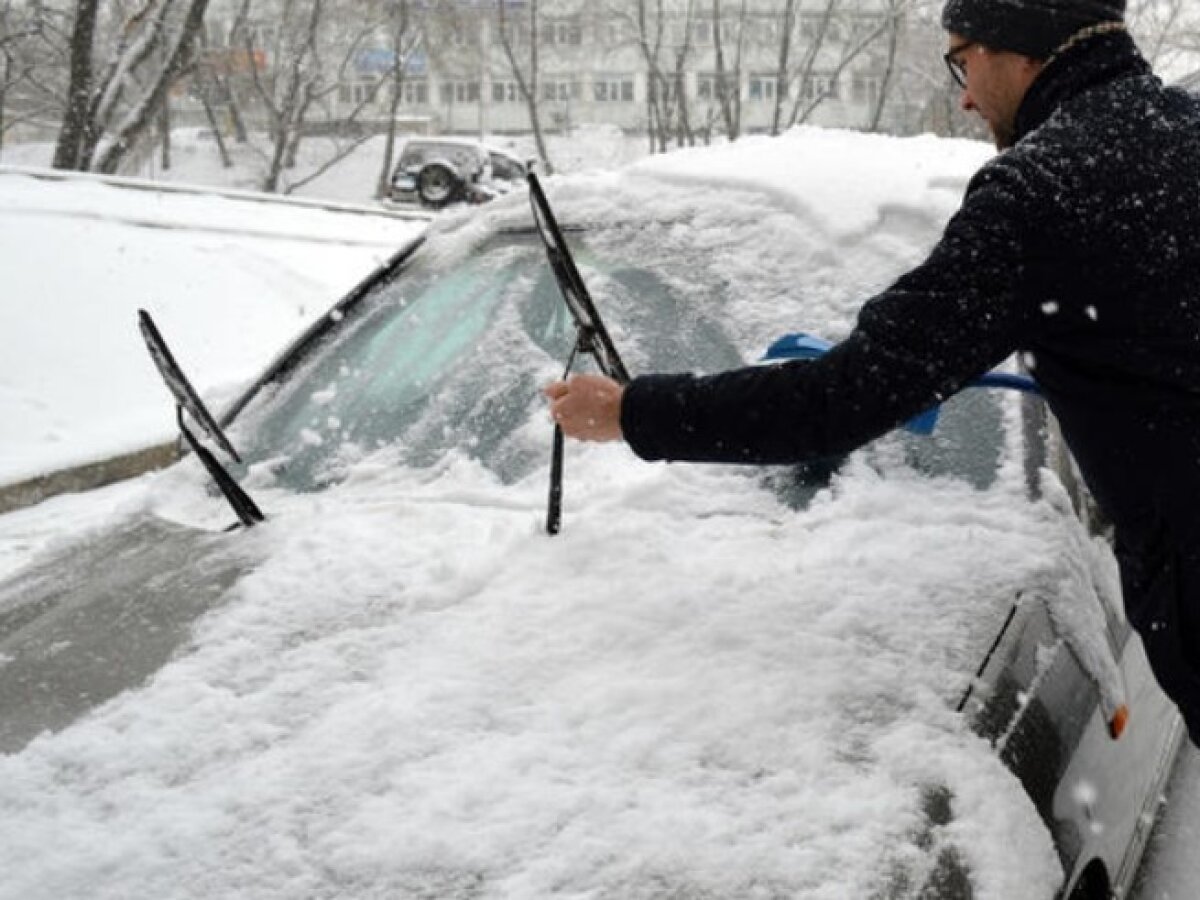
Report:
0,130,1182,900
386,137,530,209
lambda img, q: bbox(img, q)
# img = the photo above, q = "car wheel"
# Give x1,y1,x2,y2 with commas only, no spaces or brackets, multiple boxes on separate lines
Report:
417,163,461,208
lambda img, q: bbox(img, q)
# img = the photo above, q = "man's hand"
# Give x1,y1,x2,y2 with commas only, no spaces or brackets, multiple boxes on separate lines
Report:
543,374,625,442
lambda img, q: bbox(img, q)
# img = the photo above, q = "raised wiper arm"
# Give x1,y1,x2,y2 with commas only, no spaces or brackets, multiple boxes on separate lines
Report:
138,309,265,529
528,173,631,535
527,172,630,385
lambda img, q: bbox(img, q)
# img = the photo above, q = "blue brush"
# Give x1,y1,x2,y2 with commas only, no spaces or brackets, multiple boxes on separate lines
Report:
761,332,1039,436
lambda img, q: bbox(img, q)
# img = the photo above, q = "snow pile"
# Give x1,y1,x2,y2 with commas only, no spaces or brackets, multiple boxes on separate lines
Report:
0,448,1066,899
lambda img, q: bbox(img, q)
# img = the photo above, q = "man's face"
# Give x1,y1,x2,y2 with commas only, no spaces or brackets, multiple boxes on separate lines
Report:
946,33,1043,149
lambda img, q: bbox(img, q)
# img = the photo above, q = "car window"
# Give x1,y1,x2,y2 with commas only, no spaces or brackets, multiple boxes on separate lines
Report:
399,142,481,169
398,145,428,167
490,152,524,180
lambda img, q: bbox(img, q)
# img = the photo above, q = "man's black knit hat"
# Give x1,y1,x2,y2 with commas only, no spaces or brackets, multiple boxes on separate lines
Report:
941,0,1125,59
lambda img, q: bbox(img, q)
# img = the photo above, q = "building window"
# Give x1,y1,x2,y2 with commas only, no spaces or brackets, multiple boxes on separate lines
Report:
440,80,480,105
542,79,580,102
697,72,738,102
603,21,626,45
692,21,712,44
798,14,828,39
541,17,582,46
801,74,839,101
852,73,881,105
756,19,779,43
403,80,429,106
748,75,784,103
593,75,634,103
499,22,526,47
492,80,520,103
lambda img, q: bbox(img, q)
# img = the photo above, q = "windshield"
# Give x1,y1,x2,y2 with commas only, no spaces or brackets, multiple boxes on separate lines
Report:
229,224,744,492
228,219,1005,497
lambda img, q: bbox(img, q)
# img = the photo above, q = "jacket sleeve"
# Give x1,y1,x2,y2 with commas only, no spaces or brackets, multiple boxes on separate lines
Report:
620,158,1040,464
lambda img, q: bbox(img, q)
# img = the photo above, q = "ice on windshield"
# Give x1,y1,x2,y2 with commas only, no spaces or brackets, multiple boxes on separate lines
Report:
228,207,1007,502
229,224,749,492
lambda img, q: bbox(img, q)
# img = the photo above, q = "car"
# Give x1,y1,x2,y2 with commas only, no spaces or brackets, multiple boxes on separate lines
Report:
386,136,530,209
0,131,1182,899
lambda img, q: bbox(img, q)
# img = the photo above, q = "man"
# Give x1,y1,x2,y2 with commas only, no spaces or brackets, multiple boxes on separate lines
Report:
545,0,1200,746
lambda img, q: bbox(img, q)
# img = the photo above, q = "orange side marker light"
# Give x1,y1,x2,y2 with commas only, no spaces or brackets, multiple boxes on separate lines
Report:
1109,704,1130,740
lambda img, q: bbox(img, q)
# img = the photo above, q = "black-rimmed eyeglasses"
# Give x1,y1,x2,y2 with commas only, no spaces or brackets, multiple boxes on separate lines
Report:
943,41,976,89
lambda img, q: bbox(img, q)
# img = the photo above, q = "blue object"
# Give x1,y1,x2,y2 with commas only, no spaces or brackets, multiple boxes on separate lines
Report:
761,332,1040,437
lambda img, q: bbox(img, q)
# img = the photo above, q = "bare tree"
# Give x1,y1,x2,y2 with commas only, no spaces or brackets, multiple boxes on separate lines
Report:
709,0,747,140
769,0,797,135
866,0,902,131
669,0,698,146
495,0,553,173
93,0,211,174
51,0,100,169
607,0,696,152
237,0,325,191
49,0,210,173
1128,0,1200,83
375,0,421,199
0,0,46,154
784,0,914,129
625,0,670,152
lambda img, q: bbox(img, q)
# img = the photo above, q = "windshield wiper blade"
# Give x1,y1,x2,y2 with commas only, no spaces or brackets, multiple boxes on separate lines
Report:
138,309,265,529
528,173,630,535
528,173,630,385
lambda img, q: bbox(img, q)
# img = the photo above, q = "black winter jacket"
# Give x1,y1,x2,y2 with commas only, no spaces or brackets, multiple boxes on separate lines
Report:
620,31,1200,735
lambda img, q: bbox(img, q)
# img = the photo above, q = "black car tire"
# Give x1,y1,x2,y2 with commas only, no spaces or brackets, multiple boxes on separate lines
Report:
416,163,462,209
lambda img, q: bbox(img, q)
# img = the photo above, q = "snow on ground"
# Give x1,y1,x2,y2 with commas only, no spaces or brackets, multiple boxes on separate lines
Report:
0,167,428,485
0,124,1194,898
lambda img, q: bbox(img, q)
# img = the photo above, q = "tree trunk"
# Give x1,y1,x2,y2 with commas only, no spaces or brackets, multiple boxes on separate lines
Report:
868,0,901,133
0,54,7,155
633,0,670,154
95,0,210,175
200,93,233,167
710,0,746,141
249,0,324,192
158,93,170,169
227,91,248,142
497,0,553,173
787,0,836,128
771,0,796,136
377,0,411,199
671,0,697,148
52,0,100,170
